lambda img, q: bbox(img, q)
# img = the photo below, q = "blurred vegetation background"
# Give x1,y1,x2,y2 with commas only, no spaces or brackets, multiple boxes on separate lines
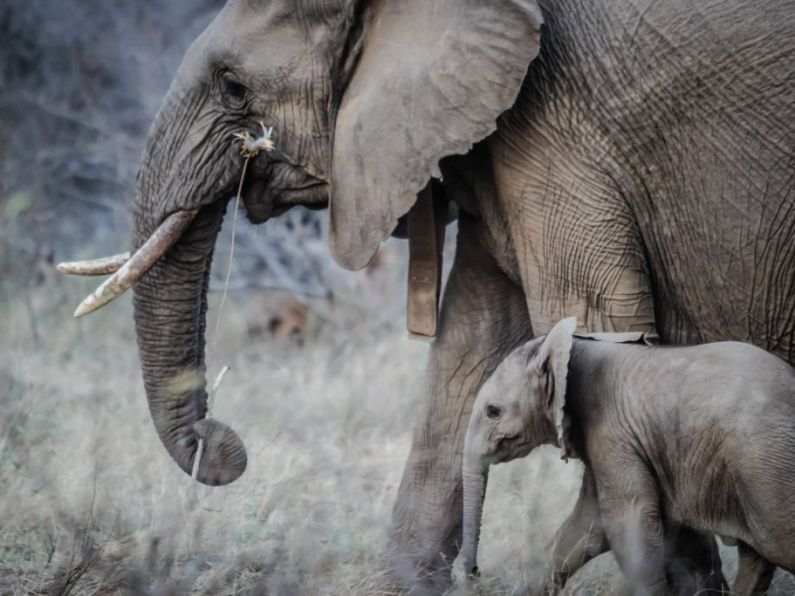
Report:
1,0,222,256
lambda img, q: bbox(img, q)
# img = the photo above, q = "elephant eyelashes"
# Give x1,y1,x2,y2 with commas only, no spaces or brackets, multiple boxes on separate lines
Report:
221,74,249,108
486,405,502,420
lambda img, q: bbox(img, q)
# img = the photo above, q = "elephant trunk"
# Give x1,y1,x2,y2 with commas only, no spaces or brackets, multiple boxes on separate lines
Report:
131,128,247,485
462,446,489,577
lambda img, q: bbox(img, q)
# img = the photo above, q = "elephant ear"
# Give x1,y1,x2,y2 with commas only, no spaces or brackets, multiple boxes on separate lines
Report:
531,317,577,461
330,0,544,270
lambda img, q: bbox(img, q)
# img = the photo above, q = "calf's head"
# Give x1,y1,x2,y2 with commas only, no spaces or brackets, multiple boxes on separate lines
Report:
461,317,577,576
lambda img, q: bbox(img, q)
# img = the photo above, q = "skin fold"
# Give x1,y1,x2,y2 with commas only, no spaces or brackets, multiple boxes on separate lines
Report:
463,318,795,595
104,0,795,590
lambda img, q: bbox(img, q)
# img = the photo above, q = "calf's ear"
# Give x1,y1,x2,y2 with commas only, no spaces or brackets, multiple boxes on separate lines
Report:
531,317,577,460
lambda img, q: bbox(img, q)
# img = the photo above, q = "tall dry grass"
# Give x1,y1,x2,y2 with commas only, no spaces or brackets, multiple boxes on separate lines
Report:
6,208,795,595
0,224,583,595
3,240,795,596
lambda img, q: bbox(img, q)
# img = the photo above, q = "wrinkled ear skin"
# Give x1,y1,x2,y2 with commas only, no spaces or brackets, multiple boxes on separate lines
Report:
534,317,578,460
330,0,543,270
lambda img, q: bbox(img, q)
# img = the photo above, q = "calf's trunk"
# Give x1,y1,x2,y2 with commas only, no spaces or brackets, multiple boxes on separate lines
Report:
461,450,489,576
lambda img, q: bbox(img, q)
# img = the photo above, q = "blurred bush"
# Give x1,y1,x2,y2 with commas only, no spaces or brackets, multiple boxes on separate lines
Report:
0,0,224,254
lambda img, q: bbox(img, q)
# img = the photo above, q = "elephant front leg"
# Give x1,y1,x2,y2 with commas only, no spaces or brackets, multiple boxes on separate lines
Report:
540,467,609,595
595,462,669,596
732,542,775,596
389,218,532,592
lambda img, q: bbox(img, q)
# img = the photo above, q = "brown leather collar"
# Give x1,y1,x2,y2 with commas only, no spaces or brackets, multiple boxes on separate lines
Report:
406,183,445,340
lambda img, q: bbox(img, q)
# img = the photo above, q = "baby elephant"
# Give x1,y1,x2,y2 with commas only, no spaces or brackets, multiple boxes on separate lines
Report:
462,317,795,595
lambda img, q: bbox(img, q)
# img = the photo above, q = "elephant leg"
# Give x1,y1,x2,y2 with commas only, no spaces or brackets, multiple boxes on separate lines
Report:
536,480,724,596
732,542,775,596
663,525,728,595
540,467,608,595
389,216,532,592
596,463,669,596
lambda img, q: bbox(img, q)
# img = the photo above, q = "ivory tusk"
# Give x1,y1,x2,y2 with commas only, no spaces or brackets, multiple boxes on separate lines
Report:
57,252,131,276
73,209,198,318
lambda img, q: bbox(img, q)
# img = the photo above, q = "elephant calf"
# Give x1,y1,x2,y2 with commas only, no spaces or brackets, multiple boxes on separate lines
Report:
462,317,795,595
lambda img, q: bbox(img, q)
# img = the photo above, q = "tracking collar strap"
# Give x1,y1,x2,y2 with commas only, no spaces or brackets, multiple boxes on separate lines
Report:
406,182,445,341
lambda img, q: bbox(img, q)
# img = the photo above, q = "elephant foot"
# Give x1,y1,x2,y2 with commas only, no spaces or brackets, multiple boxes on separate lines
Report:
664,526,728,595
387,533,458,595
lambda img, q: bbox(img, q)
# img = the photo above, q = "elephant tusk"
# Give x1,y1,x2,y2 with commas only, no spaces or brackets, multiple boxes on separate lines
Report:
57,252,131,276
72,209,199,318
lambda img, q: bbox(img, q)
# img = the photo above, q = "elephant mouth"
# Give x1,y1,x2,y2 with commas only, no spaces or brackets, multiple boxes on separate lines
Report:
272,181,329,209
242,157,329,222
493,437,531,462
511,442,533,459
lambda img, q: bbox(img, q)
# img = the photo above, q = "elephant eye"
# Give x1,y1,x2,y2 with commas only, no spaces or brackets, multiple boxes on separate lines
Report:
221,73,249,107
486,405,502,420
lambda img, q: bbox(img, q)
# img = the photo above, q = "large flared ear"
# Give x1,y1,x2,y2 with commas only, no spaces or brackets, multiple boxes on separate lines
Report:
330,0,543,270
531,317,577,461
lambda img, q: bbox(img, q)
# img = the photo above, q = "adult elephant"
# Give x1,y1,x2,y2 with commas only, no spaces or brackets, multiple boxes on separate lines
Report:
62,0,795,592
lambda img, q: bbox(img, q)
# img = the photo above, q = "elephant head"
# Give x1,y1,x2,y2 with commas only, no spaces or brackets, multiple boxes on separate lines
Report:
60,0,543,486
461,317,577,576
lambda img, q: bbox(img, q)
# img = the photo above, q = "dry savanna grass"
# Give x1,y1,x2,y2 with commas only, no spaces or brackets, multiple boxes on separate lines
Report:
1,243,794,596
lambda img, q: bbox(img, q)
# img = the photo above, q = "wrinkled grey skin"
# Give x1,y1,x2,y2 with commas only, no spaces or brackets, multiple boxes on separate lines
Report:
122,0,795,589
464,318,795,595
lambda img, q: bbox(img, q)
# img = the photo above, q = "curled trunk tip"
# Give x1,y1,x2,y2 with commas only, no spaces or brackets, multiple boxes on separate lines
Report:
191,418,247,485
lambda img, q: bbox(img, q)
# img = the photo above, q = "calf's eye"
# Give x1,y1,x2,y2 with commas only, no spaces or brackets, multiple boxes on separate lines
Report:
486,405,502,419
